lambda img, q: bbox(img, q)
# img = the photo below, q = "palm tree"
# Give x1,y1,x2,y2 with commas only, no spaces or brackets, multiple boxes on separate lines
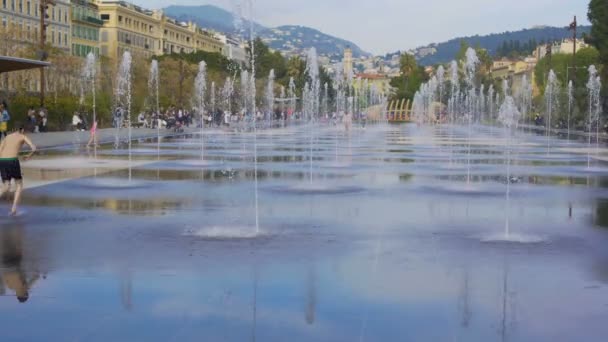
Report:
400,53,417,91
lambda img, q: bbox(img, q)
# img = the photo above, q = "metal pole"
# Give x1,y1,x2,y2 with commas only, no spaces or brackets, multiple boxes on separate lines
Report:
572,16,577,85
39,2,45,108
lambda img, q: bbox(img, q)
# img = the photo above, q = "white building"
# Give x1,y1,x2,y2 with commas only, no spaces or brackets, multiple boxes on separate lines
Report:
216,33,248,67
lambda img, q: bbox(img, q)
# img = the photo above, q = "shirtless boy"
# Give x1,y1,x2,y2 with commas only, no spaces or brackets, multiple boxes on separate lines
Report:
0,127,36,216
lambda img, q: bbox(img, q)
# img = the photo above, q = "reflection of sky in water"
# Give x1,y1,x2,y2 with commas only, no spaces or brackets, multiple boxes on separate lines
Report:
1,124,608,341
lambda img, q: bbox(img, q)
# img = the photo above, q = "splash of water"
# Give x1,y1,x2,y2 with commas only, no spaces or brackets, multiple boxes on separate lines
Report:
116,52,132,179
149,59,160,147
498,96,522,238
567,80,573,141
545,70,559,153
194,61,207,160
587,65,602,169
266,69,275,124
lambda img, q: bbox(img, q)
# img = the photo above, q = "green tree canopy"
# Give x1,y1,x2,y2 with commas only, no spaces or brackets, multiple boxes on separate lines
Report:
588,0,608,113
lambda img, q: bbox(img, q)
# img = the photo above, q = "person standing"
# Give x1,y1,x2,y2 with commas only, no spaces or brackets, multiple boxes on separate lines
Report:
87,119,98,148
27,108,37,133
0,102,10,139
38,107,47,133
0,126,37,216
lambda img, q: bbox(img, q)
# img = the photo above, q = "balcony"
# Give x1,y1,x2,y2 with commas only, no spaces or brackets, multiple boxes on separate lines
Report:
86,16,104,26
73,15,104,26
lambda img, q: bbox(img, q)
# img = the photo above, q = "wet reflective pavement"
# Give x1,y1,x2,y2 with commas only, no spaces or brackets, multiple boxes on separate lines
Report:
2,124,608,341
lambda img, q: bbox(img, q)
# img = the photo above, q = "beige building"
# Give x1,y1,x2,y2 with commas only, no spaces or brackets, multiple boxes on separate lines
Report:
71,0,102,57
0,0,71,54
343,47,353,77
97,0,224,61
535,38,588,59
354,73,392,95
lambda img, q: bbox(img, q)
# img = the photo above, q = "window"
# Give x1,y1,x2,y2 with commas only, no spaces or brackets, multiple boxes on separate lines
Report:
18,0,21,13
101,14,109,21
26,1,29,14
58,9,61,22
64,33,67,46
2,0,5,9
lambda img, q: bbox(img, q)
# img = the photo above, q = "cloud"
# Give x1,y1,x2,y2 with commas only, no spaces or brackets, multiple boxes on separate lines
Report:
131,0,590,54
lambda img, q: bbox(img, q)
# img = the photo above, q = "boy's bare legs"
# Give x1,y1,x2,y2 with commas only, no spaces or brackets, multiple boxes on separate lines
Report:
10,180,22,216
0,181,9,199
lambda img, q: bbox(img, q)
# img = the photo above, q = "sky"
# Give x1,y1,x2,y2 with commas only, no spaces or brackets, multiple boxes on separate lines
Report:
134,0,591,55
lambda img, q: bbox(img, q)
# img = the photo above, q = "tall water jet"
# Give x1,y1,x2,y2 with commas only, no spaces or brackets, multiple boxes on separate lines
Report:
545,70,559,152
149,59,160,149
437,65,445,109
465,48,479,184
82,52,97,153
587,66,602,169
567,80,574,141
266,69,275,125
305,48,320,121
279,85,286,123
210,81,216,126
497,96,522,238
246,0,260,234
194,61,207,161
116,51,132,179
322,82,329,120
222,76,234,121
241,70,250,115
288,77,296,121
487,85,495,124
305,48,320,184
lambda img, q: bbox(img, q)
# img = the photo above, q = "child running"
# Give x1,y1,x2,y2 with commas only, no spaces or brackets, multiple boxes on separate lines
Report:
0,126,36,216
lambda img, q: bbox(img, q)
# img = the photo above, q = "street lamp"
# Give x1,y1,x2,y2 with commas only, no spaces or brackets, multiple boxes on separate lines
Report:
39,0,55,108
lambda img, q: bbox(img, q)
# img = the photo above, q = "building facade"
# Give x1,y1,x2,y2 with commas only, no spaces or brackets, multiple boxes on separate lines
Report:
71,0,102,57
97,1,161,60
97,0,224,61
216,33,248,67
343,47,353,77
0,0,71,54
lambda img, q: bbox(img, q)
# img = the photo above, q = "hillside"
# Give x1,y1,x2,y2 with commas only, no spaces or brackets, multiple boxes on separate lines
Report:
164,5,266,34
164,5,369,58
260,25,369,58
405,26,591,66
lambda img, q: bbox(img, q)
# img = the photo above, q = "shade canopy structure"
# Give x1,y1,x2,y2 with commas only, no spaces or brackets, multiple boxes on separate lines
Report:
0,56,50,74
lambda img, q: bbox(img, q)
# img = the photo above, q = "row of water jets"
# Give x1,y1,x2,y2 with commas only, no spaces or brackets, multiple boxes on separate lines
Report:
411,47,603,241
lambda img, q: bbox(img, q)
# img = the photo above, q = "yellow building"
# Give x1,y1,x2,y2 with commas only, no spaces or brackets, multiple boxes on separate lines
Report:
97,1,161,60
354,73,392,96
0,0,71,54
97,0,223,61
71,0,102,57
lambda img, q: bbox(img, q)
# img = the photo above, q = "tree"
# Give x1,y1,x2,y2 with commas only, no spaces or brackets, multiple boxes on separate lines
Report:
399,53,417,92
588,0,608,114
390,53,428,102
535,48,601,124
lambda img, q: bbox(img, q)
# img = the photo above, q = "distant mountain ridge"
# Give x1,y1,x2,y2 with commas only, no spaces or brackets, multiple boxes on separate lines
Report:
401,26,592,66
163,5,370,58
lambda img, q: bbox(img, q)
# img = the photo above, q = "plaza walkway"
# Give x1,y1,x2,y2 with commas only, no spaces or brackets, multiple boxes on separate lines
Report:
26,127,202,150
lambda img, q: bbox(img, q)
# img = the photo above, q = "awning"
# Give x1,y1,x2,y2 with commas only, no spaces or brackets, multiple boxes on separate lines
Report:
0,56,51,74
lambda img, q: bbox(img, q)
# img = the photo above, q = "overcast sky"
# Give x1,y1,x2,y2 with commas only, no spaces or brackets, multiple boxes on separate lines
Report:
133,0,590,55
